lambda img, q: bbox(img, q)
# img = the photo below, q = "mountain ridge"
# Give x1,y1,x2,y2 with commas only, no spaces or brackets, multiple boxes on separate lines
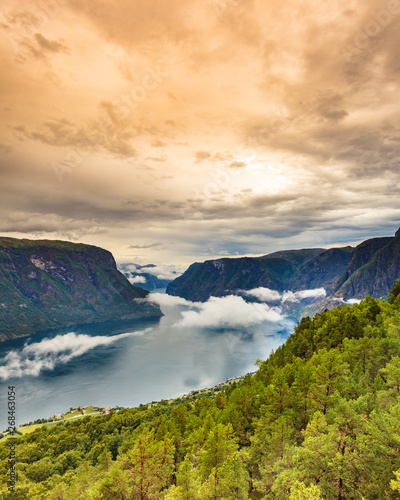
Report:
166,229,400,315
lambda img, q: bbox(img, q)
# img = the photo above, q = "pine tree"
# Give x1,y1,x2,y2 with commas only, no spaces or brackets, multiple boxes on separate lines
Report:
380,356,400,395
309,349,349,415
121,429,175,499
198,423,238,480
164,455,200,500
199,454,249,500
389,278,400,304
92,462,131,499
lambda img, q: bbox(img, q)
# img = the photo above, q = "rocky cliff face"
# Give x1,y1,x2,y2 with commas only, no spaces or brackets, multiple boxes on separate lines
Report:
289,247,353,292
331,237,393,294
0,238,162,341
332,236,400,299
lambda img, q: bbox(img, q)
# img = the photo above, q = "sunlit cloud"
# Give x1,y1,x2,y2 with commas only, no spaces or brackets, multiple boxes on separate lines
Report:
0,0,399,263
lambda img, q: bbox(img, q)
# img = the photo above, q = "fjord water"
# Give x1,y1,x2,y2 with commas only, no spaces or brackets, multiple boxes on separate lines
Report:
0,299,293,429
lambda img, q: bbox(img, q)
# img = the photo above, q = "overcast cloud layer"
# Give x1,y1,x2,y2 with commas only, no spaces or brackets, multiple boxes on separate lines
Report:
1,0,400,265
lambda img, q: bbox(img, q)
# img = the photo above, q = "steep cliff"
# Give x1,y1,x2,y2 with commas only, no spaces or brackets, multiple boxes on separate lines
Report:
333,236,400,299
289,247,354,292
0,237,162,341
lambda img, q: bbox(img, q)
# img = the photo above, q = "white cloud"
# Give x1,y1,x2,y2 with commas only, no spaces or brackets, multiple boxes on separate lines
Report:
333,297,361,305
244,287,282,302
149,288,329,328
129,275,147,284
0,329,151,381
141,265,179,280
147,292,283,328
281,288,327,303
147,293,196,308
125,264,140,274
347,298,361,305
176,295,283,329
244,286,326,304
122,264,180,281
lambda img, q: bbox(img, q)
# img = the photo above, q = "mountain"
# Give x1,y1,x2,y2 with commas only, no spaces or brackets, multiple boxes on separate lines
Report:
165,248,327,301
0,238,162,341
118,263,180,291
164,262,203,297
166,249,326,302
332,236,399,298
167,249,323,301
166,229,400,312
165,258,273,302
289,246,354,292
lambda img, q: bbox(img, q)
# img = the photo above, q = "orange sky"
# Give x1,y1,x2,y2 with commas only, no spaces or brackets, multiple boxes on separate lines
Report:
1,0,400,266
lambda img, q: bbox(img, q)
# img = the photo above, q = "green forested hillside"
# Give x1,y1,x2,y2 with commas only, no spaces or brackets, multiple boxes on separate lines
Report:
2,284,400,499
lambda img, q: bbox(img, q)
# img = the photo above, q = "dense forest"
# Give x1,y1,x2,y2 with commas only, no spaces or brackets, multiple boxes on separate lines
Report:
1,282,400,499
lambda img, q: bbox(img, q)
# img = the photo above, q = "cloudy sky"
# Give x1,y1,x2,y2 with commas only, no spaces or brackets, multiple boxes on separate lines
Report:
1,0,400,266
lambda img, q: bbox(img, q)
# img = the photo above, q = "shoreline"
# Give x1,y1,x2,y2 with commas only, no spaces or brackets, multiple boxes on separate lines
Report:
1,371,257,437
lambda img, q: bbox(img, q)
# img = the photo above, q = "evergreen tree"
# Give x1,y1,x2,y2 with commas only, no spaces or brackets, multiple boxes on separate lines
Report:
389,278,400,304
199,454,249,500
164,455,200,500
121,429,175,499
309,349,349,415
91,462,131,499
289,481,322,499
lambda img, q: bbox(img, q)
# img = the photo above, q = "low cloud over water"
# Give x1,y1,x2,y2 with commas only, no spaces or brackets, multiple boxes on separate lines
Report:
0,329,151,381
148,287,329,329
148,292,290,329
